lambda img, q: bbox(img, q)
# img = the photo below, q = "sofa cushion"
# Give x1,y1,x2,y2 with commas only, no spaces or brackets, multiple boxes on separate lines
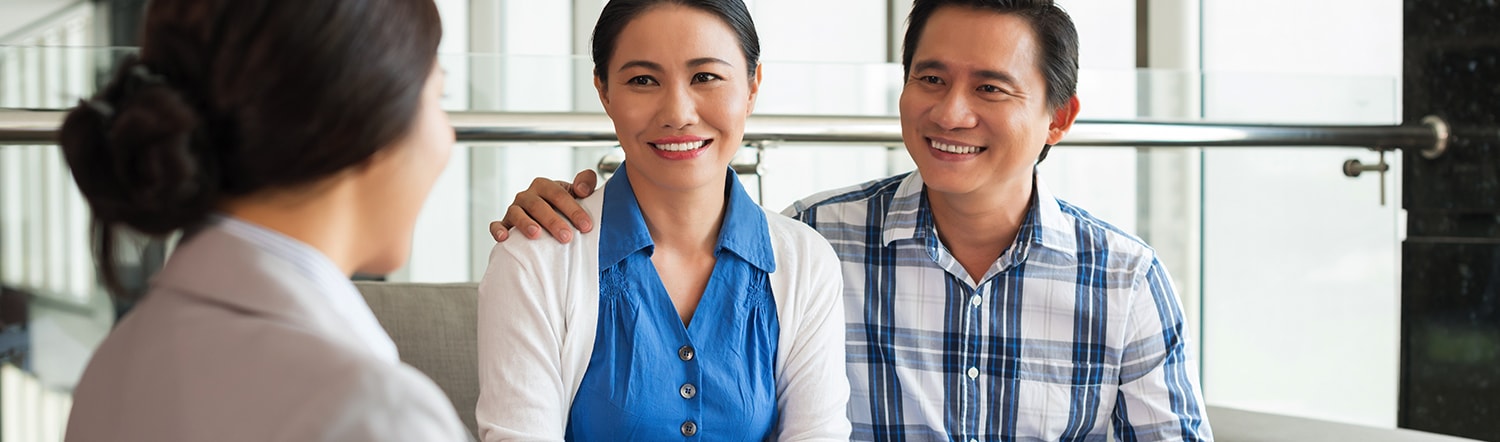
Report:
354,281,478,436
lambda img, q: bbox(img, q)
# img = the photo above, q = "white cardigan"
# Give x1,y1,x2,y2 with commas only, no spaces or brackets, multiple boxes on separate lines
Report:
476,190,851,441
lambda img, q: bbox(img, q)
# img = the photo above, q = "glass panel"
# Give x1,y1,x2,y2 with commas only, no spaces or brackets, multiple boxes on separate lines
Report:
1199,72,1403,428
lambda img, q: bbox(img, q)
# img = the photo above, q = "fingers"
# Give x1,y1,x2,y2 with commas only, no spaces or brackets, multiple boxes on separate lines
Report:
570,170,599,198
516,180,577,243
501,203,547,241
565,171,600,232
535,178,594,235
492,171,602,244
489,220,508,242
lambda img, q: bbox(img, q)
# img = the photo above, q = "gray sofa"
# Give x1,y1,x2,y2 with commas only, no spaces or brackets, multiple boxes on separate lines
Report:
353,281,1477,441
355,281,481,435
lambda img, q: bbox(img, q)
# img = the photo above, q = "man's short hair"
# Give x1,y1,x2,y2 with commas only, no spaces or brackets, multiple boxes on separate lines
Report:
901,0,1080,112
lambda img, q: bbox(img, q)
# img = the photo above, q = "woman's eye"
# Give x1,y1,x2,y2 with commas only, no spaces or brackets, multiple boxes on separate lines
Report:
628,75,656,86
692,72,721,83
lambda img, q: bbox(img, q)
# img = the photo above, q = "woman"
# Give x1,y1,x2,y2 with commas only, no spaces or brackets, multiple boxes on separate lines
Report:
476,0,850,440
60,0,467,440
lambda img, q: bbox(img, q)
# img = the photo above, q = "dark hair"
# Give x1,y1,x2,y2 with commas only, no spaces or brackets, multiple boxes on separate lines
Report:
591,0,760,82
58,0,443,299
902,0,1079,112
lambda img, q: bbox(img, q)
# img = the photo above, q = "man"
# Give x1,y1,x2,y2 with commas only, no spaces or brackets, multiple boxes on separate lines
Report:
494,0,1212,439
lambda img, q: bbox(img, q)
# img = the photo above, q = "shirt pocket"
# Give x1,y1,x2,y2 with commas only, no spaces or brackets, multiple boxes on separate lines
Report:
1007,358,1118,438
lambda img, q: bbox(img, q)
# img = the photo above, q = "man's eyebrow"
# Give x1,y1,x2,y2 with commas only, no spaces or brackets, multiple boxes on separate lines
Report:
974,69,1020,86
913,59,1021,87
911,60,947,73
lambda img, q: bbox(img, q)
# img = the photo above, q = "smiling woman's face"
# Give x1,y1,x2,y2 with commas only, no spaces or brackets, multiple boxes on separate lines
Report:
595,3,760,195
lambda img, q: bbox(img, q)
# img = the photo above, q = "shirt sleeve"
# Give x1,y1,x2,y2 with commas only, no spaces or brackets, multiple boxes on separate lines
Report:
476,242,570,441
1112,258,1214,441
771,235,853,441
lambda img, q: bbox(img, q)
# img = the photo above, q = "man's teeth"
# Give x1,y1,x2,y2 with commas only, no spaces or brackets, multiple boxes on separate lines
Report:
653,141,707,152
932,140,983,154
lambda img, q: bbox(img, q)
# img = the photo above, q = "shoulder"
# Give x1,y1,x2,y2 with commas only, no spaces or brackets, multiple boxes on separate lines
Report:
73,295,463,440
1053,198,1161,276
489,236,597,270
277,352,466,440
782,173,910,220
761,209,843,325
763,208,839,271
764,208,831,249
484,192,603,274
212,322,464,439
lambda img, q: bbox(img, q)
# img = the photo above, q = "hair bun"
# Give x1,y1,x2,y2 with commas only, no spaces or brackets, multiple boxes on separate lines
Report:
60,58,218,236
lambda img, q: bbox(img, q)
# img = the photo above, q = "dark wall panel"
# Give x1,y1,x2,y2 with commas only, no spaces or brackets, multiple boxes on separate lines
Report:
1402,1,1500,440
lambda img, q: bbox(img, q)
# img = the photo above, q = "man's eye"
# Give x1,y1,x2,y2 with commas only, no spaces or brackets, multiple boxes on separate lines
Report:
978,85,1003,93
920,75,943,84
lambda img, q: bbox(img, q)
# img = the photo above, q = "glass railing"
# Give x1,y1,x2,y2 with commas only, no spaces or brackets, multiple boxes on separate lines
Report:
1,47,1413,438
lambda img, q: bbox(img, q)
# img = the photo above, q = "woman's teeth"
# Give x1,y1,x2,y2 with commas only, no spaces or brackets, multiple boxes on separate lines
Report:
653,141,708,152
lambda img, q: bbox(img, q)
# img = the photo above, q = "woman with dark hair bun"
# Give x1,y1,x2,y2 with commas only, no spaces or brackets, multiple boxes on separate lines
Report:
475,0,850,440
60,0,468,440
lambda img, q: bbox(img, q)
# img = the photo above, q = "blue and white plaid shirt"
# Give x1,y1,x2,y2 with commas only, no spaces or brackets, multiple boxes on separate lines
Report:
785,171,1212,441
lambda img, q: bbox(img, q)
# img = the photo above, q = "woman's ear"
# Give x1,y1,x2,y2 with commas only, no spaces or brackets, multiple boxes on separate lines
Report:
594,75,610,107
748,63,763,112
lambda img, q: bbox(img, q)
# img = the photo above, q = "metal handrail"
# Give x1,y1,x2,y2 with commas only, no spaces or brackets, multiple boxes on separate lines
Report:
0,109,1449,156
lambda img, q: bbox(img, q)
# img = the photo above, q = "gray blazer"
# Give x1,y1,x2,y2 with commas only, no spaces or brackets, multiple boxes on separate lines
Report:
65,224,469,441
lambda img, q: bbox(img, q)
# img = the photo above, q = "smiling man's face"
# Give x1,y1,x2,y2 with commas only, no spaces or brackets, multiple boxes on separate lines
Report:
899,5,1073,199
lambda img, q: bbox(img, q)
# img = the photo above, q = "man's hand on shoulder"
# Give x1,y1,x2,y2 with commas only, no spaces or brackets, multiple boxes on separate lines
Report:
489,169,599,243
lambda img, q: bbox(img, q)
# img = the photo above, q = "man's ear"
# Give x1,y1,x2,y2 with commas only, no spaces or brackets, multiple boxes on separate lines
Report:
1045,95,1081,145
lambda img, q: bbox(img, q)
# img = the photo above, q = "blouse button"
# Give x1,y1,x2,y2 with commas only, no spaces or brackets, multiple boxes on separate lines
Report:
680,383,697,399
681,420,698,437
678,345,695,361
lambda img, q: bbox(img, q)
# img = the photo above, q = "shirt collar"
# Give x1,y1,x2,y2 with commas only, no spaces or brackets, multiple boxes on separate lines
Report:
880,171,928,246
717,168,776,273
598,163,776,273
1030,175,1077,255
598,164,654,269
881,170,1067,269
